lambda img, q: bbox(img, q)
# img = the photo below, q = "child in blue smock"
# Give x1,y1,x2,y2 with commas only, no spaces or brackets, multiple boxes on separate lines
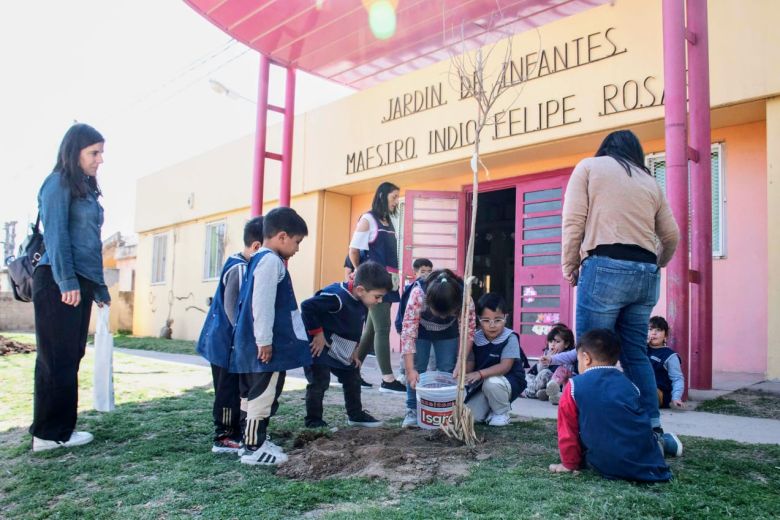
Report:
464,293,528,426
231,207,310,466
196,216,263,454
301,261,393,428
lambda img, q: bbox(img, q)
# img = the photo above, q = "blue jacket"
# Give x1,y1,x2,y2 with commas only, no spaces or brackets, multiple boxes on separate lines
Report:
196,253,246,368
301,281,367,369
231,249,311,373
572,366,671,482
37,172,109,302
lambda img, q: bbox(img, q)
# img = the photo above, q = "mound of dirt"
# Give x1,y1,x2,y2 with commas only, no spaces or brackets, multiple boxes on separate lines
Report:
0,336,36,356
277,427,498,489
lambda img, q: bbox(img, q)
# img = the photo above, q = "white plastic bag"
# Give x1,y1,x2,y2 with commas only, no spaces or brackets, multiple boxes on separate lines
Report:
93,305,115,412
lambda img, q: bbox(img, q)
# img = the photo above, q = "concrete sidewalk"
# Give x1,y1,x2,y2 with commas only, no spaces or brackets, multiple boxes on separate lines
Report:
114,347,780,446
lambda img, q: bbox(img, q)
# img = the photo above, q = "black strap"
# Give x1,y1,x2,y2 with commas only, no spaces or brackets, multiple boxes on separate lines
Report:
33,212,41,233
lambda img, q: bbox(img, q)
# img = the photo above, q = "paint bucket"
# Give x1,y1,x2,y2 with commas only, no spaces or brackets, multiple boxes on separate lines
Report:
416,371,458,429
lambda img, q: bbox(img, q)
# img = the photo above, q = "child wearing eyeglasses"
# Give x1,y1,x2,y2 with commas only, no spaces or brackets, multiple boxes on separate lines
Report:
464,293,529,426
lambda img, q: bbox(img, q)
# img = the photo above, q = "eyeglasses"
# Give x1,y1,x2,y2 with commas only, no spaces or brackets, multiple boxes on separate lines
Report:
479,317,506,326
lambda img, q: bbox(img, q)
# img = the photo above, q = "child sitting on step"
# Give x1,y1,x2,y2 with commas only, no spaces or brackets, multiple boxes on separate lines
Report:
526,323,575,405
464,293,528,426
647,316,685,409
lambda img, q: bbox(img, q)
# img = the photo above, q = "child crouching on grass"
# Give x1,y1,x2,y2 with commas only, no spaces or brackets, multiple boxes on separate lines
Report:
464,293,529,426
301,261,393,428
549,329,680,482
401,269,475,428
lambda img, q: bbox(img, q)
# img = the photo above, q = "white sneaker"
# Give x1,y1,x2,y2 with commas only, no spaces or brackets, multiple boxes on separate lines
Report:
546,380,562,405
33,431,94,452
401,409,418,428
240,441,288,465
488,413,511,427
484,413,494,425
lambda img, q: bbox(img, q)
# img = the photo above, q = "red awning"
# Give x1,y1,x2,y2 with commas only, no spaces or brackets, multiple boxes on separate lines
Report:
184,0,607,89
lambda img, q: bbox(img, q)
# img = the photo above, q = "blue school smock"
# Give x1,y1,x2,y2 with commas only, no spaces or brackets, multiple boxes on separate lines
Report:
231,249,311,373
363,212,400,303
469,328,528,401
572,366,672,482
648,346,679,407
301,281,367,369
196,252,246,368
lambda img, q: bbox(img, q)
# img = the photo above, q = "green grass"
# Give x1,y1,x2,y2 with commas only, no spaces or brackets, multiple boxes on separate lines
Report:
109,333,197,356
2,352,779,519
696,388,780,420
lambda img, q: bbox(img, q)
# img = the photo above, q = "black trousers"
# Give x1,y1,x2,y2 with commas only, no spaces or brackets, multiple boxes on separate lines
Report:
30,266,94,442
210,364,241,440
304,363,363,422
239,371,286,448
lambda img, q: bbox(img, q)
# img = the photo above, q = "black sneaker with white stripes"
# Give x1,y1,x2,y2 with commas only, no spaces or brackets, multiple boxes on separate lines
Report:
240,441,289,466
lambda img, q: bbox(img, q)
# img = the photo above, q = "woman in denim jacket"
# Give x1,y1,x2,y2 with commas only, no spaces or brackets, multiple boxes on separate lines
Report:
30,123,110,452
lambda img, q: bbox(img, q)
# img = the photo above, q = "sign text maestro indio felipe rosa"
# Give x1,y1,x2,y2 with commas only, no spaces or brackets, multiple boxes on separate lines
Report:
344,26,666,176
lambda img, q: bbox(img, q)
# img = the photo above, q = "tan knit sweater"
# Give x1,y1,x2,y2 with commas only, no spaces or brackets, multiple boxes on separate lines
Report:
561,156,680,276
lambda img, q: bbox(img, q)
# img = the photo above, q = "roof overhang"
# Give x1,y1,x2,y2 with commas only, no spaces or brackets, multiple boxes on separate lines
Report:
184,0,609,89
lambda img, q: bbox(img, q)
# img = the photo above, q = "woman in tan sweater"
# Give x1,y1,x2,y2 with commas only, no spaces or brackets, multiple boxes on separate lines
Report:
561,129,679,433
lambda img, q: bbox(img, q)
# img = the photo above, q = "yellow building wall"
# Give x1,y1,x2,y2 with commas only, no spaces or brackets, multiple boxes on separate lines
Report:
133,0,780,356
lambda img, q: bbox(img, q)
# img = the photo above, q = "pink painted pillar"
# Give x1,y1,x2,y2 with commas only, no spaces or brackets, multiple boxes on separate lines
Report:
687,0,713,389
280,66,296,207
662,0,690,394
251,54,271,216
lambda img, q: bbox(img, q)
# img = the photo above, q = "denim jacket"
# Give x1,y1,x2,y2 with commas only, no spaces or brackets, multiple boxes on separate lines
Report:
37,172,110,303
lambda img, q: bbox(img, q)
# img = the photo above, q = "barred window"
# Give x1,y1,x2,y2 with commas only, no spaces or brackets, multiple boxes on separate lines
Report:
646,143,725,257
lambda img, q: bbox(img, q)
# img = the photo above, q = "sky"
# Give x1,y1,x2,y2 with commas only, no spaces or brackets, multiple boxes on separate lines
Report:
0,0,353,253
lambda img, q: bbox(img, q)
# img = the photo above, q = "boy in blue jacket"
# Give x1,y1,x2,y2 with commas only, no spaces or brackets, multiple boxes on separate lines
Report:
232,207,310,466
550,329,680,482
301,261,393,428
196,216,263,454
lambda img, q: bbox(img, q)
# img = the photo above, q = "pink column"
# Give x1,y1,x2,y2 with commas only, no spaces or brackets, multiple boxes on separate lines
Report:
662,0,690,394
687,0,713,389
280,66,296,207
251,54,271,216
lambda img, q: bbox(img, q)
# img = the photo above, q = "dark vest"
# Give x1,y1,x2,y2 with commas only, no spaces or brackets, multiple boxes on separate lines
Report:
648,346,678,407
572,367,672,482
364,212,400,303
231,249,311,373
307,282,368,369
418,279,463,340
196,253,246,368
470,329,528,401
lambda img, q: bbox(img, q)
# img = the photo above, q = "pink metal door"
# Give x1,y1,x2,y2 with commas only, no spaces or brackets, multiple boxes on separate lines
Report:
514,173,572,357
402,190,466,282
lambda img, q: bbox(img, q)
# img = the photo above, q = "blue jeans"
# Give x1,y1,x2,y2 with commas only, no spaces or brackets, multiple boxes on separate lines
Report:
406,337,458,410
576,256,662,428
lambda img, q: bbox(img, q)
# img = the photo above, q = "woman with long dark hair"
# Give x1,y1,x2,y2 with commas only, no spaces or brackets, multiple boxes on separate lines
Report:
562,129,680,436
30,123,110,452
351,182,406,393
